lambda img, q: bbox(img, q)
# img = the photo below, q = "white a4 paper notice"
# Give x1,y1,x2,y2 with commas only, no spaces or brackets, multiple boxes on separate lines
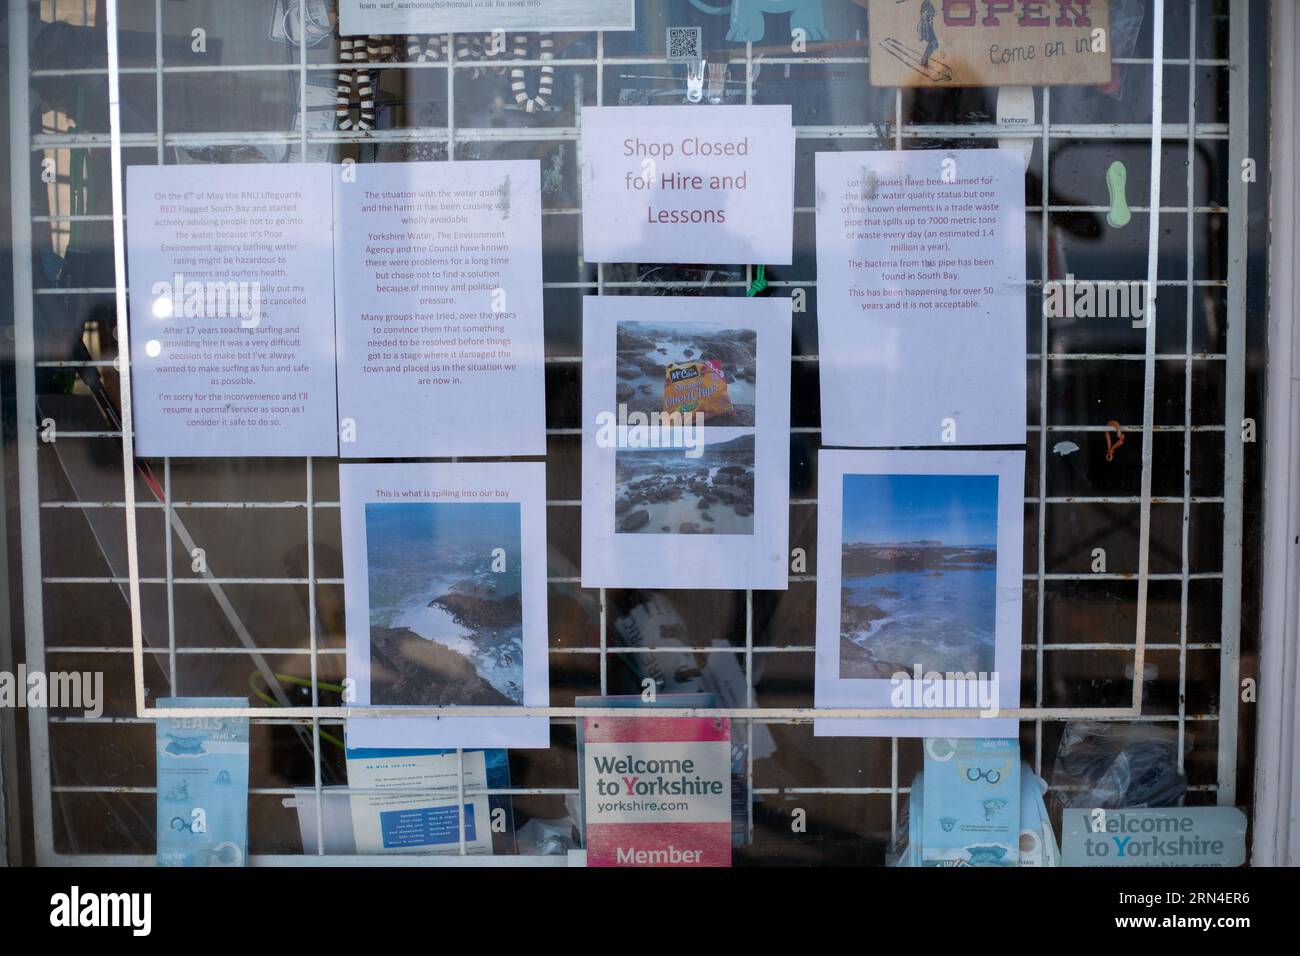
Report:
581,105,795,266
341,462,550,749
334,161,546,458
125,163,338,457
581,295,791,591
815,149,1027,447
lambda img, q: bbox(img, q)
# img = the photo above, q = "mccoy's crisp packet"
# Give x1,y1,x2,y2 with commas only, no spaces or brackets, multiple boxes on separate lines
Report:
663,360,733,420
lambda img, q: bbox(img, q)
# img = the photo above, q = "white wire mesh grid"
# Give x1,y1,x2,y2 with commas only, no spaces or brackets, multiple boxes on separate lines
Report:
8,0,1251,863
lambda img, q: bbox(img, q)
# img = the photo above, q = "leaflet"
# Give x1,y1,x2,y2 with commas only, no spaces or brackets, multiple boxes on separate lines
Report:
156,697,249,867
345,747,501,855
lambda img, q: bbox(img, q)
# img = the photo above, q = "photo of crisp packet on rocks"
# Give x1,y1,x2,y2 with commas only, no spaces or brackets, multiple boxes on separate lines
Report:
663,359,733,420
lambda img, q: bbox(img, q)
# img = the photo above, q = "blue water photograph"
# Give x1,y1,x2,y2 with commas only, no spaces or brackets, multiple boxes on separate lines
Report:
365,501,523,706
839,473,999,679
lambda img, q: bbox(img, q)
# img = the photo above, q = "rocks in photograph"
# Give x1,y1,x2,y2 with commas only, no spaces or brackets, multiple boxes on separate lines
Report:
617,327,657,351
614,435,756,534
430,587,522,631
370,625,515,706
619,509,650,532
841,542,996,575
699,328,757,368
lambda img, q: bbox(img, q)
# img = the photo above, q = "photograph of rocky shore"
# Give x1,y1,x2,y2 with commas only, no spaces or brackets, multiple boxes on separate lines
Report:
839,473,999,679
615,321,757,426
364,501,525,706
614,434,755,534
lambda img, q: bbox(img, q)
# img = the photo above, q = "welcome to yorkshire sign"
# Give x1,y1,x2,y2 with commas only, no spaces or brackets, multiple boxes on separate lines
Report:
865,0,1113,87
1062,808,1248,867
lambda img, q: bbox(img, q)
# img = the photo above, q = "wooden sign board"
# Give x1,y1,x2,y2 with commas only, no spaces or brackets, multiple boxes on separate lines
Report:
864,0,1112,87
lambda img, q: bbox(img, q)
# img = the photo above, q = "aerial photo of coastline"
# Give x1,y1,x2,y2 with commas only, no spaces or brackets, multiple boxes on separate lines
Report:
615,320,757,426
615,434,755,534
365,501,523,706
839,473,999,679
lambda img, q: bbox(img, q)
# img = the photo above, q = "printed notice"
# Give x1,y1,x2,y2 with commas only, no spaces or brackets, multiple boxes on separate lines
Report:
581,295,791,590
581,105,795,265
813,449,1024,739
339,0,635,36
126,163,338,457
334,161,545,458
345,747,494,855
816,149,1026,447
341,461,549,750
583,715,732,867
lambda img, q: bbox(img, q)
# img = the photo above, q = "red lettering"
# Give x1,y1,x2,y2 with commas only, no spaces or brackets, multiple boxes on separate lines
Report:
942,0,978,26
982,0,1015,25
1019,0,1051,26
1055,0,1092,27
942,0,1092,30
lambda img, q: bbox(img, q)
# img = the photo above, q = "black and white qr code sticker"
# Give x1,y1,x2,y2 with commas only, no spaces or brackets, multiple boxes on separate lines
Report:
667,26,703,61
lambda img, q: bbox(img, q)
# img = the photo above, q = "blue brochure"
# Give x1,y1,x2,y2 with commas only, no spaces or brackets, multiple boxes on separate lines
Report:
156,697,249,867
920,737,1020,867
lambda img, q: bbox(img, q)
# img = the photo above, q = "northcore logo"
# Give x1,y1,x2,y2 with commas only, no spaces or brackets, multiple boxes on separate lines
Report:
49,886,151,936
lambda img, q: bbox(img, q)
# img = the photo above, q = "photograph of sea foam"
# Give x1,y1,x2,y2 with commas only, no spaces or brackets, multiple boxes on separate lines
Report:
839,473,999,679
365,501,523,706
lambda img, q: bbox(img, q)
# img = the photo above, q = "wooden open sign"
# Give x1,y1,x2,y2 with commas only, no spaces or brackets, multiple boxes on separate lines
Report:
862,0,1113,87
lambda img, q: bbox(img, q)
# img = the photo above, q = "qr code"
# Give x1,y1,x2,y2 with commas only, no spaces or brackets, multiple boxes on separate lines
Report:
667,26,703,61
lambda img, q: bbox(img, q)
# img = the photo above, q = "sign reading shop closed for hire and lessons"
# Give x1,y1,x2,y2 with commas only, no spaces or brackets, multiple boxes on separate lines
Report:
583,716,732,867
580,105,795,266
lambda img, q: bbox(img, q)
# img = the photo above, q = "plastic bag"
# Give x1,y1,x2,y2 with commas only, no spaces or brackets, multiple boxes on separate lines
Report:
1050,721,1189,813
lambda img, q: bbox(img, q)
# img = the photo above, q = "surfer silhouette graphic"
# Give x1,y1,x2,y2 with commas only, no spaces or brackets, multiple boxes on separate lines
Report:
918,0,939,67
